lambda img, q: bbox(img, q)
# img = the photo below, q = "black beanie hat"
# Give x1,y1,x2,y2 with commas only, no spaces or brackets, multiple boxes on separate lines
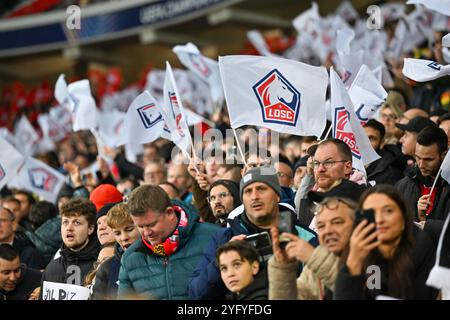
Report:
208,180,241,208
95,201,121,222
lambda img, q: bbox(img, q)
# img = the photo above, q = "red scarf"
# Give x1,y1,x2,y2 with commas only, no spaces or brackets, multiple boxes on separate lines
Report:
142,205,188,256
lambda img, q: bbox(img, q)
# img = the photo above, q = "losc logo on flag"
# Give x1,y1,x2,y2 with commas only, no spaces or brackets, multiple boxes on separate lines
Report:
334,107,361,159
188,53,211,78
28,168,57,192
0,163,5,182
137,103,163,129
427,62,442,71
252,69,300,126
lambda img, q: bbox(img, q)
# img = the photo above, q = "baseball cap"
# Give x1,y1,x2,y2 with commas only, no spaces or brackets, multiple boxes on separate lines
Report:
395,116,436,133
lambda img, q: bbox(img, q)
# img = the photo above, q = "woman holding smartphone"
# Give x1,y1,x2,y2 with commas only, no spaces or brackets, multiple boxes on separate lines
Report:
334,185,438,300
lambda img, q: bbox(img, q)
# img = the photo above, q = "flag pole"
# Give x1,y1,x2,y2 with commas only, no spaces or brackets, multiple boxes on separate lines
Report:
428,167,443,197
232,127,247,167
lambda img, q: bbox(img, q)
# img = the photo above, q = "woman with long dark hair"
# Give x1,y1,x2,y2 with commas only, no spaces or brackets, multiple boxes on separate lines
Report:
334,185,438,299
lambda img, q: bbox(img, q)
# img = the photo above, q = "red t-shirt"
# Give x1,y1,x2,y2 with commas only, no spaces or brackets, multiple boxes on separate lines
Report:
419,184,438,216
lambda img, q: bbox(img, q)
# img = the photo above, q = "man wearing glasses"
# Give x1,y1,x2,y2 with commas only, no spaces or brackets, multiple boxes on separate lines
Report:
269,196,356,300
207,180,241,227
297,139,366,227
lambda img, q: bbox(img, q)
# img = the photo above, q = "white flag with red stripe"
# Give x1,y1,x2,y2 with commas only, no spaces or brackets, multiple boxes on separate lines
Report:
162,62,193,154
330,68,380,174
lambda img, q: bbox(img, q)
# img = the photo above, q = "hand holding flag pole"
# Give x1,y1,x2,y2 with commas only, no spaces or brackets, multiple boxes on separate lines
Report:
232,127,248,167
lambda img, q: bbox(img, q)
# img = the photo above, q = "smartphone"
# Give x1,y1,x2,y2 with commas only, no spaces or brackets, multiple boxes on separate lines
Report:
354,208,376,226
244,232,272,262
278,210,294,249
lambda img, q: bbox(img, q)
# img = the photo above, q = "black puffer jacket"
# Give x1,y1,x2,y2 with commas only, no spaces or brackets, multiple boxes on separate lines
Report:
0,264,42,300
38,236,100,299
12,231,45,270
395,167,450,222
366,144,407,185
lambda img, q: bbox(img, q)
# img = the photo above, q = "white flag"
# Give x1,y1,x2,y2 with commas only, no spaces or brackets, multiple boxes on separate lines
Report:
247,30,279,57
49,105,72,138
403,58,450,82
97,109,126,148
292,2,320,32
219,55,328,137
0,136,25,191
54,74,98,131
14,115,39,156
172,43,224,107
330,68,380,173
349,65,388,125
335,0,359,21
441,151,450,184
13,157,65,203
407,0,450,17
120,91,165,146
163,62,193,154
426,209,450,300
444,33,450,47
386,20,407,60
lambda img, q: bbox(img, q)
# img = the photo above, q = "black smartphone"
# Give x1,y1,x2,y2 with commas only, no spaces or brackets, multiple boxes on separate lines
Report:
354,208,376,226
278,210,294,249
244,232,272,262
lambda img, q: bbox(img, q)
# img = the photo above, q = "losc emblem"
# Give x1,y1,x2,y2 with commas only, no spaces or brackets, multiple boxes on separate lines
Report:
28,168,57,192
427,62,442,71
334,107,361,159
137,103,163,129
252,69,300,126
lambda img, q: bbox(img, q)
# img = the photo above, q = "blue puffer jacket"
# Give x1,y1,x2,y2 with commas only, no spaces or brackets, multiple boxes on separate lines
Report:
187,204,318,300
118,201,220,300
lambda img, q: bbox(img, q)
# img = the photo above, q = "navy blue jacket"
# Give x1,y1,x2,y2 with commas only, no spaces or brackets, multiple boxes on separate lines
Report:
187,204,318,299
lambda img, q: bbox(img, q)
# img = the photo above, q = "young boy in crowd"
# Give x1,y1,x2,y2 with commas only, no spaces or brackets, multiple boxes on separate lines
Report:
216,241,268,300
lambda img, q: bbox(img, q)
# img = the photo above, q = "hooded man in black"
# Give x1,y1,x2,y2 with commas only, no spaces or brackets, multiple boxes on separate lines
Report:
39,198,100,299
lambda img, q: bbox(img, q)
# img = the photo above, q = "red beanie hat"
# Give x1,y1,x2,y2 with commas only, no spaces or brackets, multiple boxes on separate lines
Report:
89,184,123,212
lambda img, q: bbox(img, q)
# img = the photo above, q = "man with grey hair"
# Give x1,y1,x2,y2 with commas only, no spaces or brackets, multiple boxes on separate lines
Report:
269,196,356,300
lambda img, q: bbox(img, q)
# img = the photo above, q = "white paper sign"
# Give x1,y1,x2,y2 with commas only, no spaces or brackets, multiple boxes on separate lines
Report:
42,281,91,300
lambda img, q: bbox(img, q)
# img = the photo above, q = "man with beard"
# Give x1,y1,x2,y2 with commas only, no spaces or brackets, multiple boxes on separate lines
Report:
39,198,100,299
188,167,318,300
363,119,407,185
207,180,241,227
297,139,366,227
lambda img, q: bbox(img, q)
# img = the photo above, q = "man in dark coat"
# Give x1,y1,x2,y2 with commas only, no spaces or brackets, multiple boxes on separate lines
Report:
0,207,45,270
395,126,450,224
363,119,407,185
0,244,41,300
39,198,100,299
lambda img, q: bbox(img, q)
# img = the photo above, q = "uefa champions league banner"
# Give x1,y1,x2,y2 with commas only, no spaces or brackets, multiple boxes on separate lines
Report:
219,55,328,138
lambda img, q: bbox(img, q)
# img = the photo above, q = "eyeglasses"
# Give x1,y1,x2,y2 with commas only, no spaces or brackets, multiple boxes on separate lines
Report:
314,198,357,215
380,113,398,122
277,172,292,178
208,192,231,203
312,160,349,169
